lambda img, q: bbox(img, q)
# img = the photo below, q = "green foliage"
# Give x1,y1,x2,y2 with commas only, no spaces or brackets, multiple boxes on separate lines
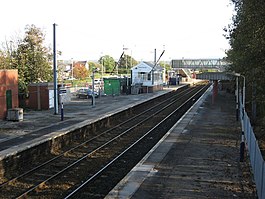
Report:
98,54,138,75
0,50,10,69
1,24,53,92
88,61,101,72
98,55,115,73
159,61,172,73
119,54,138,74
225,0,265,118
0,40,18,69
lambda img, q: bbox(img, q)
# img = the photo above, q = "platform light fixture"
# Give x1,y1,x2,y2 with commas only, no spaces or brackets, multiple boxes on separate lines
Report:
230,72,246,162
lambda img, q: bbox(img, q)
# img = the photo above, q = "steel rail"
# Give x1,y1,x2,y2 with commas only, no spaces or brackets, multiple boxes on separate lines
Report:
65,84,209,198
15,87,198,198
0,87,189,190
0,85,207,198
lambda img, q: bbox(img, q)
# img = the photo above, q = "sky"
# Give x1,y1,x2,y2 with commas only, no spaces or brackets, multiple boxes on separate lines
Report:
0,0,234,62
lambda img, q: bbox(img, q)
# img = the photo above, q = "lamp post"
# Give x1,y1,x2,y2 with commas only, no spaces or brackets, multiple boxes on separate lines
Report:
53,23,58,115
91,68,98,107
233,72,245,162
240,74,246,162
236,75,239,121
71,58,74,80
100,52,104,78
123,46,129,73
100,55,104,97
92,70,95,107
152,48,156,86
242,75,246,114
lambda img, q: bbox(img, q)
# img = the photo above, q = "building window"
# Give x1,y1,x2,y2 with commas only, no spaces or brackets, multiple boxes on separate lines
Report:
148,73,151,80
138,72,148,81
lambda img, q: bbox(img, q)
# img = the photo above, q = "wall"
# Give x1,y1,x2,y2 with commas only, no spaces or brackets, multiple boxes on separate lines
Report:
0,69,19,119
131,62,152,86
131,62,163,87
27,83,52,110
103,78,121,96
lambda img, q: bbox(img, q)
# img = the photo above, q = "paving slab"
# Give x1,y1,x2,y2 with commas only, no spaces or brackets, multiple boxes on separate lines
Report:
0,88,173,160
106,87,257,199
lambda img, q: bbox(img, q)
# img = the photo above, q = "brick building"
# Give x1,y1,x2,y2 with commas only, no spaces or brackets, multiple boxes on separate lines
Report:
0,69,19,119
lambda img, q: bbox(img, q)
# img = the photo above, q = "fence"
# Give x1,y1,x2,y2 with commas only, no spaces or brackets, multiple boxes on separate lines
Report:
239,96,265,199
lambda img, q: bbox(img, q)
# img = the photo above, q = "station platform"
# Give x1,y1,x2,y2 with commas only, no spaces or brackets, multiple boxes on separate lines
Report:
0,84,257,198
106,87,257,198
0,87,172,160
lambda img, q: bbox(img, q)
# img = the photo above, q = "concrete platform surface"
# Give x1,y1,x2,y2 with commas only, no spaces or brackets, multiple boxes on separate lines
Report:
106,88,257,198
0,88,171,160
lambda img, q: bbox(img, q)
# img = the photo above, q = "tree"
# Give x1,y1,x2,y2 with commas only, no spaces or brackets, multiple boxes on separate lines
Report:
1,24,53,92
88,61,101,73
225,0,265,120
0,50,10,69
98,55,115,73
0,39,21,69
159,61,172,73
119,54,138,74
73,64,89,79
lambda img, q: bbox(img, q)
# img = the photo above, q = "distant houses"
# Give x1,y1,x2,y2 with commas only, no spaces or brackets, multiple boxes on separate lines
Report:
57,60,89,80
0,60,166,119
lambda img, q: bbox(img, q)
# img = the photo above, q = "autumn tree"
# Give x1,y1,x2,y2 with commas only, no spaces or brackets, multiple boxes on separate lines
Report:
73,64,89,79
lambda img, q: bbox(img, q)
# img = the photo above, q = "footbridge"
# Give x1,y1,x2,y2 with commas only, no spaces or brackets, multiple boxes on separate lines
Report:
171,59,229,71
196,72,232,80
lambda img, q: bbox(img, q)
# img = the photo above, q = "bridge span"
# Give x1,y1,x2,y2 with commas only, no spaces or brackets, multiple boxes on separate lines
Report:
171,59,229,71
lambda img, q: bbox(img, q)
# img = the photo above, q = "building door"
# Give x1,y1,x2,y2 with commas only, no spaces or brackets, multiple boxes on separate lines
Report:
6,90,12,110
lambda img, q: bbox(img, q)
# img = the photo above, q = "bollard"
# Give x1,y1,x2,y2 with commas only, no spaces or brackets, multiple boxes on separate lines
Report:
61,102,64,121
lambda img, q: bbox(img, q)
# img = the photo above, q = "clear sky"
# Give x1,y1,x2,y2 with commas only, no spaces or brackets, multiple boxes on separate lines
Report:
1,0,234,62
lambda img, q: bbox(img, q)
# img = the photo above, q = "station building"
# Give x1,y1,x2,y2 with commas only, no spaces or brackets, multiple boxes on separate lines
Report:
131,61,164,93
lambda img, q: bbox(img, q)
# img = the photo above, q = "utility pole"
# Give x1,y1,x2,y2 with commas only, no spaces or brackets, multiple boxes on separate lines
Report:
123,46,129,73
71,58,74,79
240,74,246,162
152,48,156,85
91,69,96,107
53,23,58,115
101,53,104,79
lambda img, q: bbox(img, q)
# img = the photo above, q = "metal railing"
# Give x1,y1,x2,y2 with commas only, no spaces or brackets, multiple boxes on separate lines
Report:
239,95,265,199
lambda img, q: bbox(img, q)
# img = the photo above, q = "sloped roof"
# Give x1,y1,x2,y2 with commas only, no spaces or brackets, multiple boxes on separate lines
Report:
131,61,152,70
143,61,154,68
143,61,163,70
132,61,163,71
75,61,87,65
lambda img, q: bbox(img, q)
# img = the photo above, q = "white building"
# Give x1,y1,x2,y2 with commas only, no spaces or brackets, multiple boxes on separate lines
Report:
131,61,163,92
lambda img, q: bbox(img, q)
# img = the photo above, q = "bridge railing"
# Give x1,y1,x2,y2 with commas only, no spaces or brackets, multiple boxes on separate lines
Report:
171,59,229,71
239,95,265,199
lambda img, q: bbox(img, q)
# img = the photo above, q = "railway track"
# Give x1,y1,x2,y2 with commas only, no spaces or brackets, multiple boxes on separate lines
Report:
0,83,210,198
